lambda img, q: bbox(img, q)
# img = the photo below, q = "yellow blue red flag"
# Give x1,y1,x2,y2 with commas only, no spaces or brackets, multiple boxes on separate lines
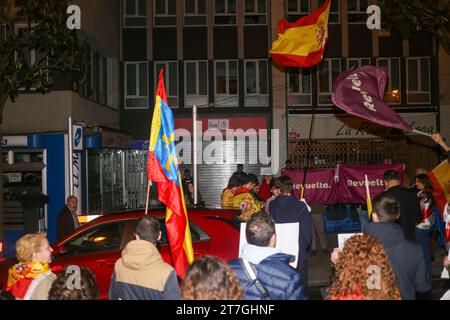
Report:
147,69,194,278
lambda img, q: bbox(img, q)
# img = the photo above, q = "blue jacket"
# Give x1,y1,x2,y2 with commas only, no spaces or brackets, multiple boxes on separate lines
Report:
229,244,307,300
364,222,430,300
268,195,313,260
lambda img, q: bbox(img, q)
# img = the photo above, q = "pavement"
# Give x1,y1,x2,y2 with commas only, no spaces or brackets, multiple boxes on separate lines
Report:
307,231,449,300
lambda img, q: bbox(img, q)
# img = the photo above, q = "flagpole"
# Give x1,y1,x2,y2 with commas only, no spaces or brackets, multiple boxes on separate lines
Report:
145,179,152,215
193,104,198,205
411,129,433,138
364,174,372,219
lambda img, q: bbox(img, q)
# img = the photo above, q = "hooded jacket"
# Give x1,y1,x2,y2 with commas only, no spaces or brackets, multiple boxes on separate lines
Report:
229,244,307,300
108,240,180,300
363,222,430,300
268,195,313,260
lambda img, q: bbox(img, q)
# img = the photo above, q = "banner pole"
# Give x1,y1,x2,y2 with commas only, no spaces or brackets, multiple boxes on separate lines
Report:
193,104,198,205
411,129,433,138
145,179,152,215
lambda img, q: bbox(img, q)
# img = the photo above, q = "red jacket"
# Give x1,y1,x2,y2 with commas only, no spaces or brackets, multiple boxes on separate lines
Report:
258,181,272,201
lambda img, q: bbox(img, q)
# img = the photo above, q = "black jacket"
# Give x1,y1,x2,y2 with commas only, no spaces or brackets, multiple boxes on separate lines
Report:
364,223,430,300
56,206,78,240
384,186,422,241
268,195,313,261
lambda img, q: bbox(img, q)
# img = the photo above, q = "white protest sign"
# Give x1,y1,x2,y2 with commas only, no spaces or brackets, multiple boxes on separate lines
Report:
338,233,362,249
239,222,299,268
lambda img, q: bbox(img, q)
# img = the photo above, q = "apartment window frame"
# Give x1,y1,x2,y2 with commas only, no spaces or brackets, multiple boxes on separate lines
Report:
376,57,401,105
287,67,312,106
286,0,310,23
244,59,269,107
214,60,239,107
347,0,369,24
154,61,179,108
184,0,207,26
214,0,237,25
244,0,267,25
124,0,147,28
184,60,208,108
154,0,177,27
406,57,431,105
124,61,149,110
317,58,341,106
98,55,107,105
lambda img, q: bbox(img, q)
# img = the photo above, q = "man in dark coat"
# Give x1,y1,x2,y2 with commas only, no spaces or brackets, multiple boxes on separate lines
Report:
229,212,307,300
363,192,431,300
383,170,422,242
268,176,313,289
56,196,80,240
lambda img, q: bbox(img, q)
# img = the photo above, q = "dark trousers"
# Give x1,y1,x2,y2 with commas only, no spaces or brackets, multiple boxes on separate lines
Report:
297,257,309,291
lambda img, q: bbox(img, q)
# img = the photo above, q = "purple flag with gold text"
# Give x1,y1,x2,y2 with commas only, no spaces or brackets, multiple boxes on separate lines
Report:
332,66,413,132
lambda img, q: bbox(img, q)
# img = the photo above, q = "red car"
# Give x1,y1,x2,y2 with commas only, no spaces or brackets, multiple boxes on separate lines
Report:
0,208,241,299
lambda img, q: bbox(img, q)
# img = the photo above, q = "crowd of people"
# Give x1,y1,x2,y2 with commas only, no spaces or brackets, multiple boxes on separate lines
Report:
0,133,449,301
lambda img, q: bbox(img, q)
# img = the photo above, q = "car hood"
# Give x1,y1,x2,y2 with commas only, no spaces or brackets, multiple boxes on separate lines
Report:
120,240,163,270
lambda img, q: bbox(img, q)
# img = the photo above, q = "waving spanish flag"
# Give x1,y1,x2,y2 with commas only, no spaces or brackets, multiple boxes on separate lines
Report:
147,69,194,278
428,160,450,243
270,0,331,67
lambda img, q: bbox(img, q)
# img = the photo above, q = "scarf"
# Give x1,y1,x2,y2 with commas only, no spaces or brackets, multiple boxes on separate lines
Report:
5,261,50,299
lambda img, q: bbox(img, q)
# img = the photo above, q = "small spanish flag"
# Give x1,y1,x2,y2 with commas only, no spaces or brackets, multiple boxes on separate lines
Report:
365,175,373,219
270,0,331,67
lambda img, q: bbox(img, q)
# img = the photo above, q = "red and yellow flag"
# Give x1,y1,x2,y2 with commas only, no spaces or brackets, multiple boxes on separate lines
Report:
147,70,194,278
428,159,450,218
270,0,331,67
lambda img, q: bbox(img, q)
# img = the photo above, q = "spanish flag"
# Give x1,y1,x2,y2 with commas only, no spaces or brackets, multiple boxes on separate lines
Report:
428,160,450,243
270,0,331,67
147,69,194,278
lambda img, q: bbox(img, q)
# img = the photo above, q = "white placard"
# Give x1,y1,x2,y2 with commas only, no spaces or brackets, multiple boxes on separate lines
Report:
338,233,362,249
218,119,229,130
441,249,450,279
208,119,219,130
239,222,299,268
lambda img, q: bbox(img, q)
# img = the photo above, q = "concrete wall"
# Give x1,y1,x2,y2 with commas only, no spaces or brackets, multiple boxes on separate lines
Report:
73,0,120,57
439,47,450,142
3,91,119,134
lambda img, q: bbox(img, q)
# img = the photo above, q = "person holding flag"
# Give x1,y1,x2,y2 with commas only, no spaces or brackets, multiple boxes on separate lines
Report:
147,69,194,279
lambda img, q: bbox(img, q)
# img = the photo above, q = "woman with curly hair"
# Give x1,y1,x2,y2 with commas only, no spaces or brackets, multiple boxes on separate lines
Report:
181,256,243,300
328,234,401,300
48,266,99,300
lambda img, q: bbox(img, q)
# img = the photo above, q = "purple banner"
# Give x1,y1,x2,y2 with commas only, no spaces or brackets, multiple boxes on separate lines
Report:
332,66,412,133
336,163,405,204
284,169,336,204
284,163,405,204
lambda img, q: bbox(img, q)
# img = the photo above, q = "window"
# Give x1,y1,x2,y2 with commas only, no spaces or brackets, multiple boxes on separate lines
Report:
286,0,310,23
406,57,431,104
376,58,401,104
288,67,312,106
154,0,177,26
348,0,368,23
214,0,237,25
62,221,126,254
244,0,267,25
125,61,148,109
319,0,340,23
244,60,269,107
185,61,208,107
185,0,206,25
155,61,178,108
98,56,107,105
317,59,341,105
215,60,238,107
88,50,98,101
124,0,146,27
347,58,371,69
